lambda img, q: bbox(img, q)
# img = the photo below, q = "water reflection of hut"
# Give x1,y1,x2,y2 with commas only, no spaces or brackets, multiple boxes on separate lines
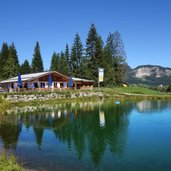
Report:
51,111,55,118
58,110,61,118
99,111,105,127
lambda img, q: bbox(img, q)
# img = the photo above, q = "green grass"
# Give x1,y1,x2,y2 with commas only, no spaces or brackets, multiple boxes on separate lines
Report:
0,95,6,113
0,95,11,114
113,87,164,95
94,87,166,95
0,153,23,171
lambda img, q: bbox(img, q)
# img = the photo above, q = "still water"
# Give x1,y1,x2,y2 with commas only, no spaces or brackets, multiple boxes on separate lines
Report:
0,99,171,171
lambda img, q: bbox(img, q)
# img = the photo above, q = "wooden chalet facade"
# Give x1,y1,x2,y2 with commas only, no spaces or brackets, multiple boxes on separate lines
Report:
0,71,94,92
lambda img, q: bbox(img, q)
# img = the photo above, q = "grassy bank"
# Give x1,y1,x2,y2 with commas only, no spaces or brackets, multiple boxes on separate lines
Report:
0,153,23,171
96,87,166,96
0,95,11,114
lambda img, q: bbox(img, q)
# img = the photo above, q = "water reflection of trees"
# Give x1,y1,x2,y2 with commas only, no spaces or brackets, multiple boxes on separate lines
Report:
0,115,22,150
0,101,133,166
53,102,133,166
136,100,171,113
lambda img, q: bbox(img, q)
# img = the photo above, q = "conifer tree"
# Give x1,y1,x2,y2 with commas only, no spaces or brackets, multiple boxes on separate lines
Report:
1,42,9,66
56,53,60,71
59,51,68,75
106,33,115,58
0,53,2,80
31,41,44,73
95,36,105,67
64,44,71,75
9,43,20,72
50,52,60,71
71,33,84,77
104,33,116,86
3,54,18,78
113,31,126,59
104,32,127,86
3,43,20,78
86,24,98,59
20,60,31,74
113,31,127,85
10,43,20,67
1,43,9,79
86,24,104,83
102,48,115,86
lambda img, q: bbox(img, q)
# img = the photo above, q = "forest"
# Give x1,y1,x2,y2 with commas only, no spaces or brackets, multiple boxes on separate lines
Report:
0,24,127,86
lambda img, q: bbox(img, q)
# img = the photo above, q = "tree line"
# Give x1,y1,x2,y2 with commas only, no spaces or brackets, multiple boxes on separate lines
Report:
0,24,127,86
0,41,44,80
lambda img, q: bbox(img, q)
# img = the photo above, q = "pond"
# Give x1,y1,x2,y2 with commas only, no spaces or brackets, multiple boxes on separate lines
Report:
0,99,171,171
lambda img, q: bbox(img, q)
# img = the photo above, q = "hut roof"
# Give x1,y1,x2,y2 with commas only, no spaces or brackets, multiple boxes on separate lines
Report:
72,77,94,83
0,71,94,84
0,71,68,84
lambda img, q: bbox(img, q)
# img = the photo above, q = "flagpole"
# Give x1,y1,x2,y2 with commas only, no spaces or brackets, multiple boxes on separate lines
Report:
98,68,104,98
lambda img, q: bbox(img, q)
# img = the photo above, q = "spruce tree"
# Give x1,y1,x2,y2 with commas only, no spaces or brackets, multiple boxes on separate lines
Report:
86,24,98,59
0,53,2,80
113,31,127,86
71,33,84,77
95,36,105,68
106,33,115,58
104,33,116,86
104,32,127,86
3,43,20,78
3,54,18,78
10,43,20,67
9,43,20,73
113,31,126,59
103,46,115,87
31,41,44,73
86,24,104,83
56,53,60,71
20,60,31,74
1,42,9,66
50,52,60,71
1,43,9,79
59,51,68,75
64,44,71,75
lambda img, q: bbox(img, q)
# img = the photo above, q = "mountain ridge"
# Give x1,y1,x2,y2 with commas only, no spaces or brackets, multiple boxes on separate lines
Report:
133,65,171,70
126,65,171,86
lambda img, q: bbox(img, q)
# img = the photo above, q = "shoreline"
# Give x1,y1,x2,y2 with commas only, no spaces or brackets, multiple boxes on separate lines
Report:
1,87,171,114
0,87,171,110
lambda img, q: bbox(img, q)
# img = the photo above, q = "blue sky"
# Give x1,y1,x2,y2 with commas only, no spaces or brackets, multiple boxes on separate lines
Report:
0,0,171,70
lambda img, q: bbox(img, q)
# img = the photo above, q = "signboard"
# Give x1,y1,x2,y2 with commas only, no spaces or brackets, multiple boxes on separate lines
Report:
98,68,104,82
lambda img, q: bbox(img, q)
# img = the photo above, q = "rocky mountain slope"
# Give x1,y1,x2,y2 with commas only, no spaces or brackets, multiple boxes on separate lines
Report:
126,65,171,86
